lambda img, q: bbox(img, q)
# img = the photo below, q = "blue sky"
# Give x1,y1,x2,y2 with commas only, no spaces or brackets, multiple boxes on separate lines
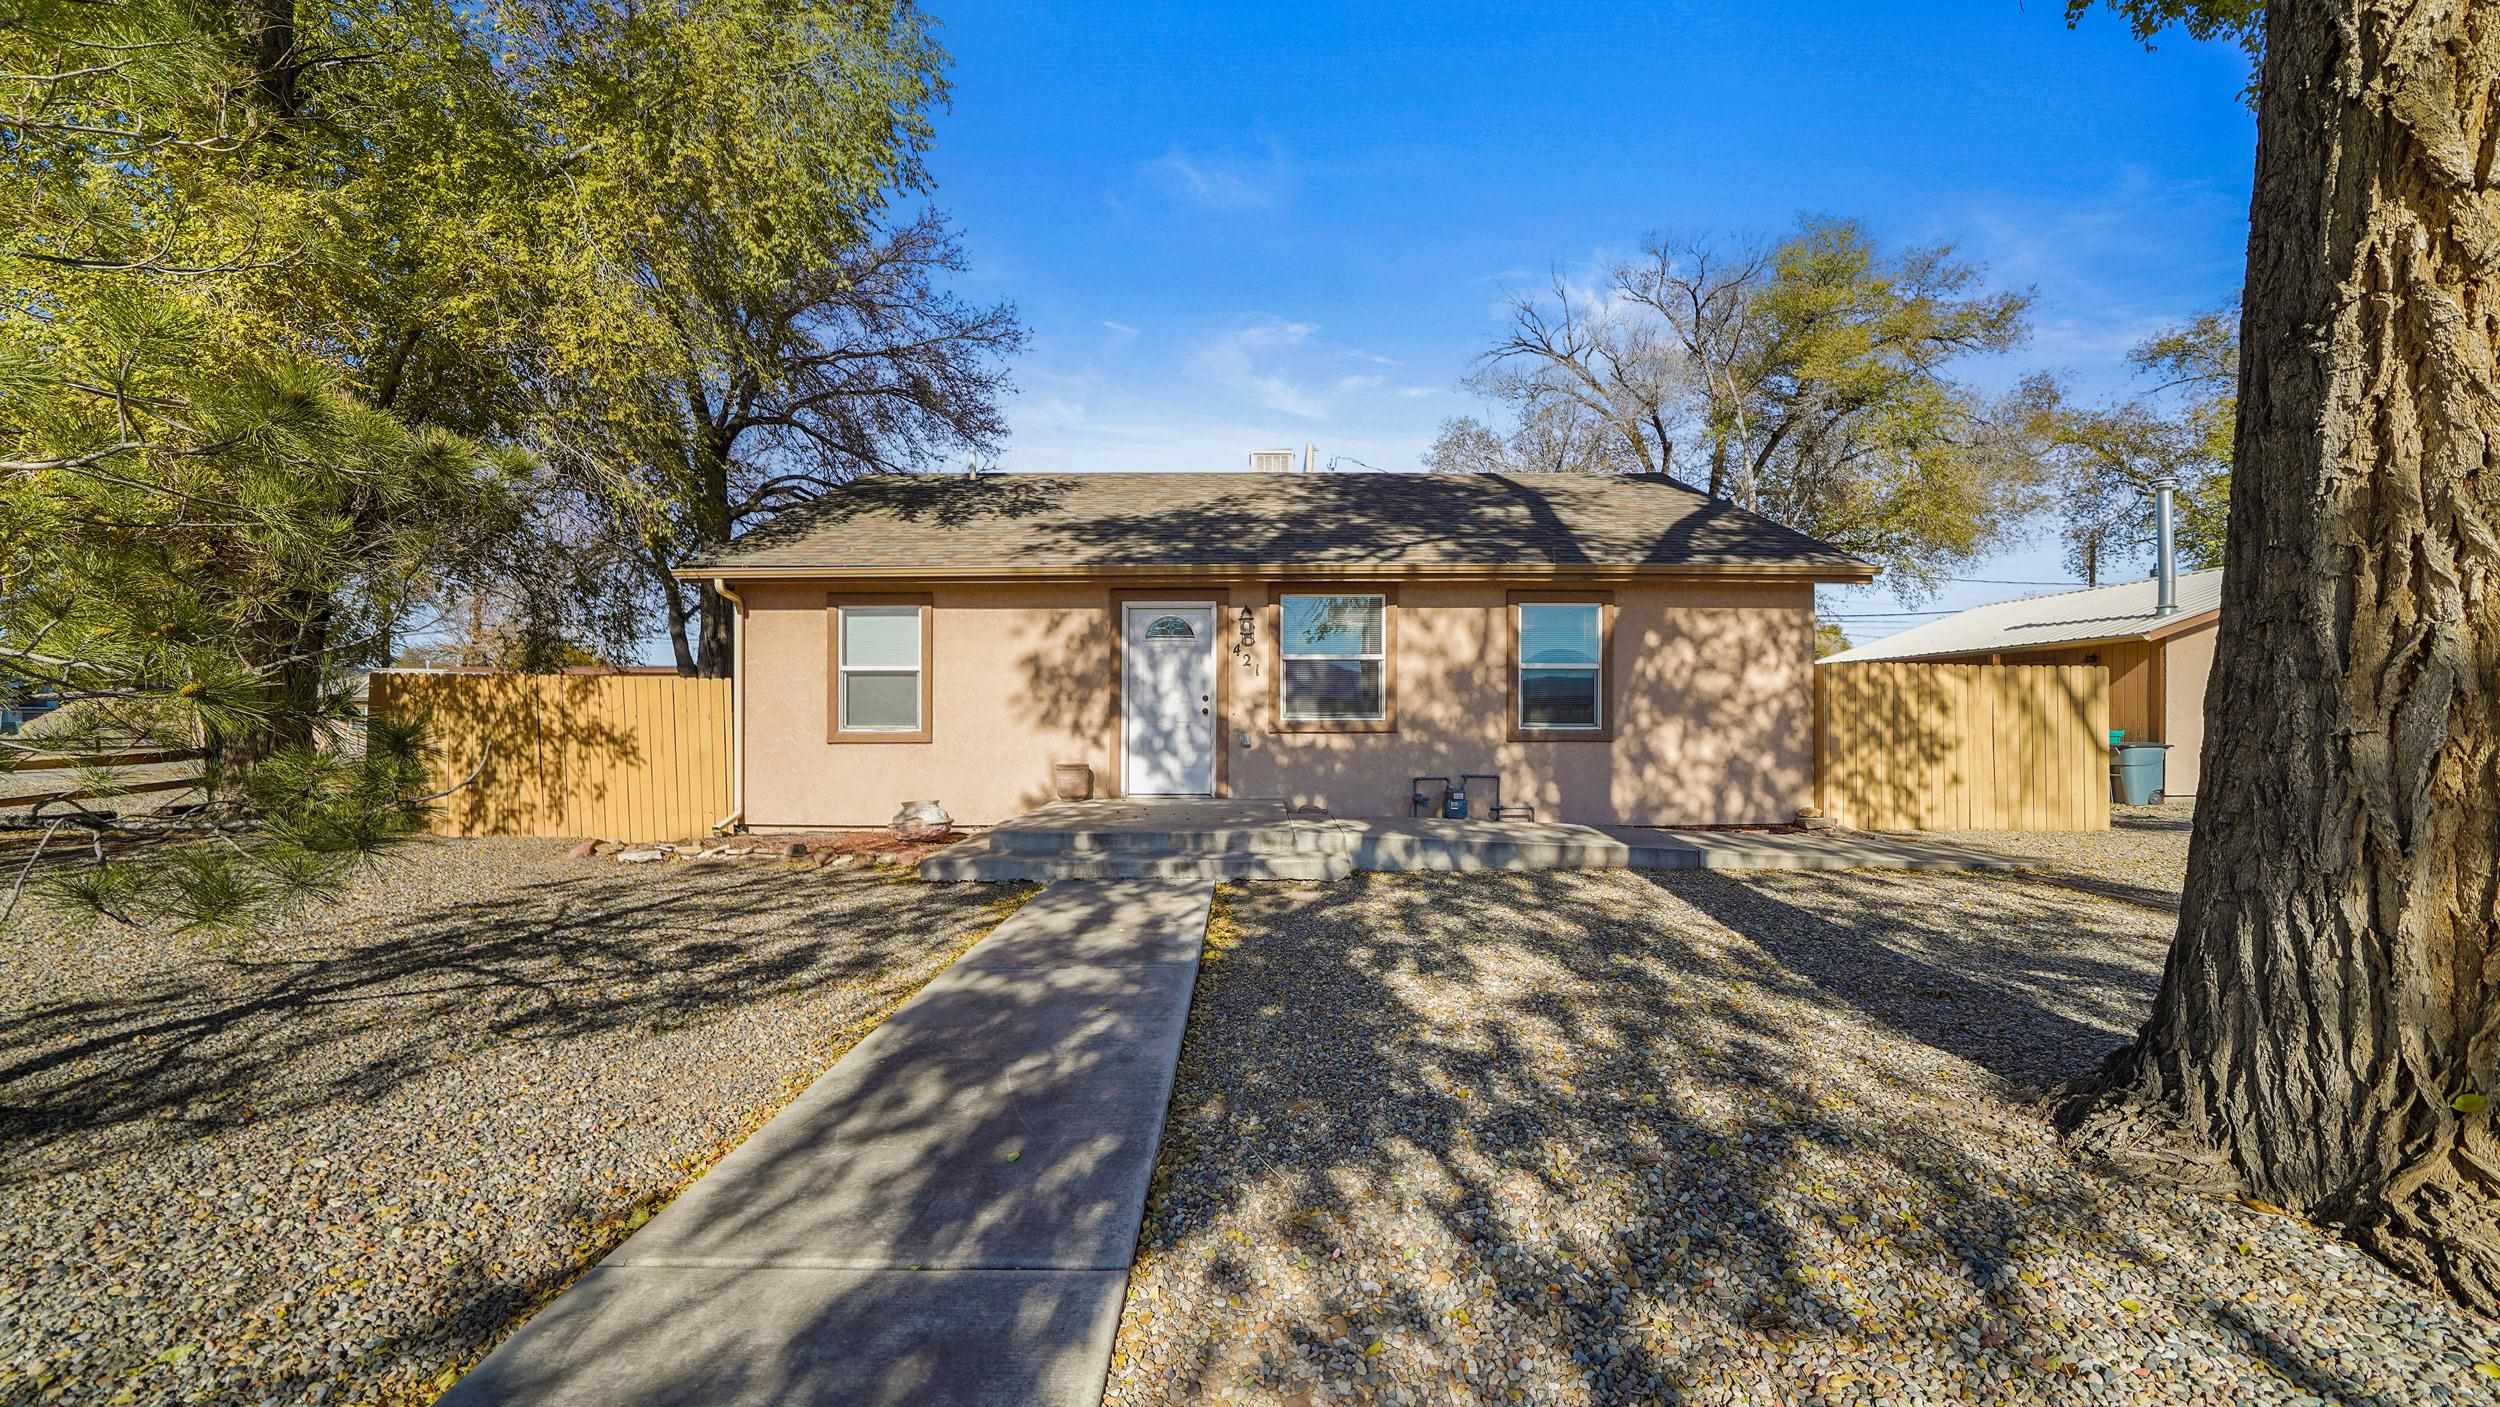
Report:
909,0,2256,642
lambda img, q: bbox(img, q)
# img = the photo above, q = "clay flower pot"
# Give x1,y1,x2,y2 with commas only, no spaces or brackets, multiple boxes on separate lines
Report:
1053,762,1094,801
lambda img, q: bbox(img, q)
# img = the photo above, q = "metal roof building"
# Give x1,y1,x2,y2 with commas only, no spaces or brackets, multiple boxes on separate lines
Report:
1822,569,2223,663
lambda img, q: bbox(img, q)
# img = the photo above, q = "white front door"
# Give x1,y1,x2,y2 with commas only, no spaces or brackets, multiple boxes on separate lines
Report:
1122,603,1217,796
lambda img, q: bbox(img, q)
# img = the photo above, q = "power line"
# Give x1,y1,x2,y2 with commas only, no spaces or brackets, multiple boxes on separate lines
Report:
1820,611,1962,619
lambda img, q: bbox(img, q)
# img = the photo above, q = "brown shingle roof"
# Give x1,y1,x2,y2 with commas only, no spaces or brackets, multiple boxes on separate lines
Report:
681,472,1875,579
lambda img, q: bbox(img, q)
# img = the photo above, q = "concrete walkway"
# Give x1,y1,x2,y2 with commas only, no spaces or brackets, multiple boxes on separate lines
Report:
441,878,1214,1407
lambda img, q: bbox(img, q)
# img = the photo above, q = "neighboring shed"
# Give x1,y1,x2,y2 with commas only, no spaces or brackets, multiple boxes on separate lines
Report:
1822,569,2222,798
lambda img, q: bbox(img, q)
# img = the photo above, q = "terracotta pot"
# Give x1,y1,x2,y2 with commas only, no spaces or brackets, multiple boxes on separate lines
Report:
1052,762,1094,801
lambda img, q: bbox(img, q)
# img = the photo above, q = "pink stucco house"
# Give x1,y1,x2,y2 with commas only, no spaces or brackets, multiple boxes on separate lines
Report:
678,471,1874,829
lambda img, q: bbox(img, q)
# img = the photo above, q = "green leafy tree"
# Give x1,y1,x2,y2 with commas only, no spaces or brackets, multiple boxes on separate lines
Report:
1,0,534,927
2057,1,2500,1315
2126,308,2237,566
2047,310,2238,585
1477,217,2052,597
470,0,1024,676
5,0,1011,930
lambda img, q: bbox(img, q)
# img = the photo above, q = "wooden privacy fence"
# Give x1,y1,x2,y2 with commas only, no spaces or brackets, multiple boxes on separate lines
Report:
370,671,730,839
1814,662,2109,832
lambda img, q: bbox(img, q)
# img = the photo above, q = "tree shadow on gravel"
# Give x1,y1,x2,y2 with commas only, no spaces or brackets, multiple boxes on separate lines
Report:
0,857,1003,1180
0,852,1031,1406
1648,869,2159,1087
2008,868,2185,916
1092,868,2498,1407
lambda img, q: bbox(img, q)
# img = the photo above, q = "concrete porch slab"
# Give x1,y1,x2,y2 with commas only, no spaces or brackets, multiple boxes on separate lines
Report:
440,1264,1126,1407
925,801,2021,882
987,798,1354,854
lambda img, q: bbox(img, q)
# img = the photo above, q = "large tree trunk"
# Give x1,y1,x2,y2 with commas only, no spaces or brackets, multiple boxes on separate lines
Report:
689,430,736,678
224,590,327,770
695,585,734,678
2060,0,2500,1314
232,0,304,118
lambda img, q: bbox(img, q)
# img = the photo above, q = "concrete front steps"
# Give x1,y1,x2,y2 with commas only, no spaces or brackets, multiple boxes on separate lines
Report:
922,805,1356,880
919,846,1352,882
917,800,2017,883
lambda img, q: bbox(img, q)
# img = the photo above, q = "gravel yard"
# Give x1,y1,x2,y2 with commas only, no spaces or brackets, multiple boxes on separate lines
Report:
0,839,1031,1407
1108,856,2500,1406
1949,802,2195,912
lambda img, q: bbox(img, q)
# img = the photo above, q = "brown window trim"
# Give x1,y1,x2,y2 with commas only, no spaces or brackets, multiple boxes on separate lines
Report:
1507,590,1615,743
826,592,934,744
1266,584,1398,734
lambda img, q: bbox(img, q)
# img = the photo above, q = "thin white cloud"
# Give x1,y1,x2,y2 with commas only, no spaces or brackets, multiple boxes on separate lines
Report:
1184,318,1464,424
1143,141,1294,212
1100,319,1141,350
999,312,1458,475
1939,168,2246,397
1194,318,1327,418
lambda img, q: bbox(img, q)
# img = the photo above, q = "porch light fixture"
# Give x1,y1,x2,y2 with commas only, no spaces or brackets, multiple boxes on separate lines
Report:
1237,605,1256,649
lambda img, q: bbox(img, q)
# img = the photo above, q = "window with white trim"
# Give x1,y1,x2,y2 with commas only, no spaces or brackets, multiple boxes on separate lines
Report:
1517,602,1602,730
837,605,923,732
1279,594,1386,722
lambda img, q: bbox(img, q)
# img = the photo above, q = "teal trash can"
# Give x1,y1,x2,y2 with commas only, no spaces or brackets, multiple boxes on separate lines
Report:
2111,742,2171,805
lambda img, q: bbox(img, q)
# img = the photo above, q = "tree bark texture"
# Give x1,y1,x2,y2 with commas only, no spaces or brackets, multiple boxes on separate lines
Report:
232,0,304,118
691,430,736,679
695,585,734,679
2064,0,2500,1313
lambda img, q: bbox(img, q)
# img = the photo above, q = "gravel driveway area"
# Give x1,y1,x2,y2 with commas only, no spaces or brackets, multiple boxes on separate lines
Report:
0,840,1031,1407
1107,859,2500,1406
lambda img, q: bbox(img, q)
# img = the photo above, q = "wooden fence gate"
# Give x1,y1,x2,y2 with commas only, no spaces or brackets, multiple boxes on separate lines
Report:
1813,662,2109,832
369,671,730,839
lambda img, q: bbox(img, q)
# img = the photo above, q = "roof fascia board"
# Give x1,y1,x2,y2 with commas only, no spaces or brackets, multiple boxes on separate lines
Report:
674,562,1876,586
2142,606,2222,642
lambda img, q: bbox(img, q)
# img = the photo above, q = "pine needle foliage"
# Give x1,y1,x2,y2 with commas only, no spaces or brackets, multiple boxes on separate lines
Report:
3,0,530,930
7,0,1000,928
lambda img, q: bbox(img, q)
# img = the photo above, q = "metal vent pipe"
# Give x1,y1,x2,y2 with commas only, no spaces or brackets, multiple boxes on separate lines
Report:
2153,474,2179,616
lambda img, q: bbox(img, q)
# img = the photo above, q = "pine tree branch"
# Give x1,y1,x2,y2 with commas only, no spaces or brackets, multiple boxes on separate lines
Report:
0,820,65,929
